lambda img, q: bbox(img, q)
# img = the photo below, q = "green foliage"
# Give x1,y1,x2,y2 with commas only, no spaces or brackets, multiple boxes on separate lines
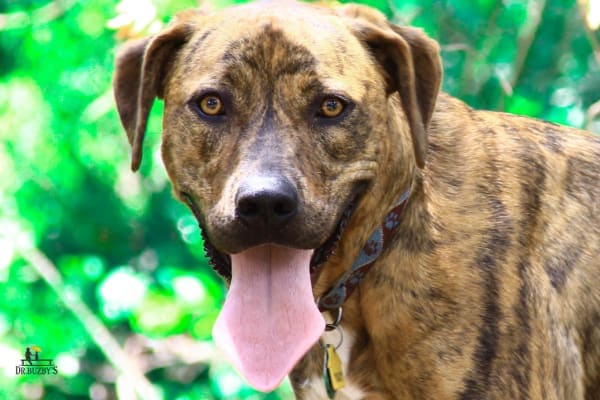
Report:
0,0,598,399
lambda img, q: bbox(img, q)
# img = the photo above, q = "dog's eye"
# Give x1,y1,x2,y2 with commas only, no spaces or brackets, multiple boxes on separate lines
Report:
197,94,225,116
318,97,345,118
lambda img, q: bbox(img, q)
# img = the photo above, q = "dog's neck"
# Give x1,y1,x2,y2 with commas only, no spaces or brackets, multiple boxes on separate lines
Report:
317,186,412,312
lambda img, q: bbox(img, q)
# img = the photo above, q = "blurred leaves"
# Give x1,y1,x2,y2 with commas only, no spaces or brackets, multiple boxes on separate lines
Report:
0,0,598,399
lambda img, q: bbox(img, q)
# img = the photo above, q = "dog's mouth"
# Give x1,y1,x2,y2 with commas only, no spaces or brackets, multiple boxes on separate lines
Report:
195,190,363,283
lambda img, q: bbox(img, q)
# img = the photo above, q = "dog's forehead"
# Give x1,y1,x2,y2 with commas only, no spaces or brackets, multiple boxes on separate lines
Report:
178,2,374,93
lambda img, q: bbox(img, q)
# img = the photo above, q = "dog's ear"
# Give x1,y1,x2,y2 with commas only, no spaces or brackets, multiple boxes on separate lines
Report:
341,6,442,168
113,11,199,171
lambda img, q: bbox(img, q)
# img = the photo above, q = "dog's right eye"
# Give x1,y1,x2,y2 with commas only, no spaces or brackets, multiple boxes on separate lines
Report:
196,94,225,116
319,97,345,118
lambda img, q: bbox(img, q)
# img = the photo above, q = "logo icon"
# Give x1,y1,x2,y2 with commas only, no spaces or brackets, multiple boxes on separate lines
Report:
15,346,58,375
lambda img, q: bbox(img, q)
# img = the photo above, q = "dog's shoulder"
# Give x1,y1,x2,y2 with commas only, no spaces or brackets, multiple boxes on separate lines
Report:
426,91,600,315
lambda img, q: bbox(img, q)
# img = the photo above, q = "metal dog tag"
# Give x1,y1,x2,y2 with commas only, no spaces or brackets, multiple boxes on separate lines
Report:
323,344,345,398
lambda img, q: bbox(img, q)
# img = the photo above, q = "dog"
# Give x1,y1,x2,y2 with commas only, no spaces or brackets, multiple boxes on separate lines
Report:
113,1,600,398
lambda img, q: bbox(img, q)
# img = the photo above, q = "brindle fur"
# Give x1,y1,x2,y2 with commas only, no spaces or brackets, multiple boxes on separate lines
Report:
113,1,600,399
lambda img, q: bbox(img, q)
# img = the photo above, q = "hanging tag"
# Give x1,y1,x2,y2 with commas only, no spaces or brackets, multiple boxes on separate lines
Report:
323,346,335,399
325,344,346,396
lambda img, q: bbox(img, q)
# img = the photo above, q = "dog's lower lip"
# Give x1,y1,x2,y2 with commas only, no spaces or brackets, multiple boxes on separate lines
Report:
201,230,233,280
309,180,369,271
308,195,360,274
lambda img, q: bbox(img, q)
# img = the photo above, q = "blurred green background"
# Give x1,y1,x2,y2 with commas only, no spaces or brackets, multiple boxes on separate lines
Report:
0,0,598,398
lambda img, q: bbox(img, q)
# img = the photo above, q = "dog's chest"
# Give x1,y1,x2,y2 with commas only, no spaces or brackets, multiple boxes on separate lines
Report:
298,326,365,399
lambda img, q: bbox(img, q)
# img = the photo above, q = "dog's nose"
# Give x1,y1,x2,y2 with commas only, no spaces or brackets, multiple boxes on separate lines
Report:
235,175,298,230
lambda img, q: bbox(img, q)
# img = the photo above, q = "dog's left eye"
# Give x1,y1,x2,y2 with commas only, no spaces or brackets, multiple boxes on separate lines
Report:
197,94,225,116
318,97,345,118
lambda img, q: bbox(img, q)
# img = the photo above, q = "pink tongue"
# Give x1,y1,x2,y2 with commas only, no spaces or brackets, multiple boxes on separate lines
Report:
212,245,325,392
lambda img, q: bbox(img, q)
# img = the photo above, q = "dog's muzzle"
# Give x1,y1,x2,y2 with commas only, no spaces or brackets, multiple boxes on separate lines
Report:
184,176,365,283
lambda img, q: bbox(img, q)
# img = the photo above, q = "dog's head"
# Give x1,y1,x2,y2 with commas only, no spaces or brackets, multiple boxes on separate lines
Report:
114,0,441,391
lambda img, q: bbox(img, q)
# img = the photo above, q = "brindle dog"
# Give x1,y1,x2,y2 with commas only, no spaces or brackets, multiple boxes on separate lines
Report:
113,1,600,399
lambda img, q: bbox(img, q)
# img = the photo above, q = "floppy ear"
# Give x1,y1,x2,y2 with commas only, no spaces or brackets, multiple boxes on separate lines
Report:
342,8,442,168
113,11,199,171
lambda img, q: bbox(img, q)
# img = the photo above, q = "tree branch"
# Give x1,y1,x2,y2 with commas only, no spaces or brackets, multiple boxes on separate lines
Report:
17,245,161,400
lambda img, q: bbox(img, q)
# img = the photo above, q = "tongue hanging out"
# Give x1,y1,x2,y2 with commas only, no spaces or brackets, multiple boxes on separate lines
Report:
212,245,325,392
